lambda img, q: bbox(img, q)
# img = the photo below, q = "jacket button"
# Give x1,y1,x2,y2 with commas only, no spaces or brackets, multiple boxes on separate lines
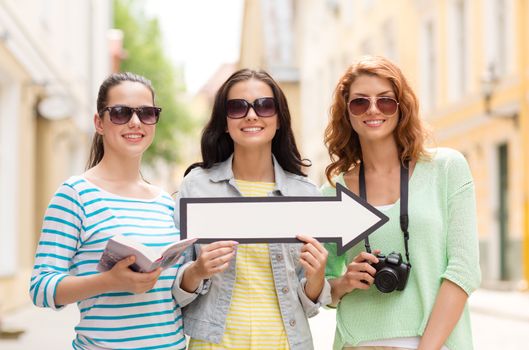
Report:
282,287,289,294
289,319,296,327
276,254,283,261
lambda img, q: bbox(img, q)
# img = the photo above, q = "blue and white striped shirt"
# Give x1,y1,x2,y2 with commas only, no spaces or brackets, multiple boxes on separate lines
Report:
30,176,186,349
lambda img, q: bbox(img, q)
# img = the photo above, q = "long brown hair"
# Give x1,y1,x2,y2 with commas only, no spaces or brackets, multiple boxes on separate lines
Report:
86,72,155,169
185,68,310,176
324,55,430,184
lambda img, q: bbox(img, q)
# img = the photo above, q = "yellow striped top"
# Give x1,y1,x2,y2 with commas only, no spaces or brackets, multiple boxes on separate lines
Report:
188,179,290,350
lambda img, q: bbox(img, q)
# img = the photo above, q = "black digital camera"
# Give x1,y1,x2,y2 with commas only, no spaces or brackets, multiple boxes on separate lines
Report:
372,252,411,293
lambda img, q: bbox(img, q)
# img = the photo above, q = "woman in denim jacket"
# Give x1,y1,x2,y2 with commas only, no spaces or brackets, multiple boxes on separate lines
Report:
173,69,331,350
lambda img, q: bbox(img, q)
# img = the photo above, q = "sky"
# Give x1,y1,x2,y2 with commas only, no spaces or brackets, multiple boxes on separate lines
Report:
144,0,244,94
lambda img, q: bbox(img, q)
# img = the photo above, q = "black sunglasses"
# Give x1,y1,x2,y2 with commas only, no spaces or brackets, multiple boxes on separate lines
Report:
99,105,162,125
348,97,399,116
226,97,277,119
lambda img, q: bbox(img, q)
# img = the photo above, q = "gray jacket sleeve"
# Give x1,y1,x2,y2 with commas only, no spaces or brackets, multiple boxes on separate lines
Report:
297,278,332,317
172,176,211,306
173,182,186,230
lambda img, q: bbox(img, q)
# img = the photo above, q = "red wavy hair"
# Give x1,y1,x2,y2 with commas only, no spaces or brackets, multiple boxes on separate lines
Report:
324,55,431,185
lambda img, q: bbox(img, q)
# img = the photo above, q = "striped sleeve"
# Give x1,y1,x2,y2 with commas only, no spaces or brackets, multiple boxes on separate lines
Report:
30,182,84,310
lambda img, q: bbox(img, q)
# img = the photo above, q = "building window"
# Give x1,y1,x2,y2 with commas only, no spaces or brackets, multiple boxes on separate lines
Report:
497,143,509,280
448,0,467,100
382,18,397,62
420,19,437,111
494,0,507,74
484,0,509,76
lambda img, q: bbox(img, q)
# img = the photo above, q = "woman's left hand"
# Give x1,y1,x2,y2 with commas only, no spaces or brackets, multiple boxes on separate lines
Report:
297,234,328,283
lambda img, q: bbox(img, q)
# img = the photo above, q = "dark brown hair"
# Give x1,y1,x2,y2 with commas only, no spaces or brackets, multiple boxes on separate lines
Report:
86,72,155,169
185,68,309,176
324,55,430,184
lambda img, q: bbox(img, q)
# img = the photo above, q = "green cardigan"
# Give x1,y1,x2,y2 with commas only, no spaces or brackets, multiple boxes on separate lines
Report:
322,148,481,350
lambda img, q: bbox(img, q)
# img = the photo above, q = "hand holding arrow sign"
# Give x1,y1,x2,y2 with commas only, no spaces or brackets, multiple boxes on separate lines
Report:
180,183,389,255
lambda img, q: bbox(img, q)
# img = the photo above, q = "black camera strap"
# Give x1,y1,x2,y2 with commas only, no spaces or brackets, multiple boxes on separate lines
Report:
359,160,411,266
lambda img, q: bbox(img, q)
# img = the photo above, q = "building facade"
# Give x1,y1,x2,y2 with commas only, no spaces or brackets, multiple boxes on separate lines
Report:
0,0,111,312
240,0,529,287
239,0,303,145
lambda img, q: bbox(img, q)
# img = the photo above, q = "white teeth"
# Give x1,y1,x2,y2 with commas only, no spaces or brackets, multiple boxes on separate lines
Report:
123,134,143,139
242,127,263,132
365,120,384,126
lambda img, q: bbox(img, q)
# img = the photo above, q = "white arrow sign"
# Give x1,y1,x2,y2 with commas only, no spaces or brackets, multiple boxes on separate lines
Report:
180,183,389,255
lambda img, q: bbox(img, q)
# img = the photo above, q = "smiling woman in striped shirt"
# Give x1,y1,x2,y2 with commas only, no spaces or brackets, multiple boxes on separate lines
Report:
30,72,186,349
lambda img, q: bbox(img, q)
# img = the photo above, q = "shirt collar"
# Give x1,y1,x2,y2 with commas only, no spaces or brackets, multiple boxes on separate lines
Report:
209,154,289,196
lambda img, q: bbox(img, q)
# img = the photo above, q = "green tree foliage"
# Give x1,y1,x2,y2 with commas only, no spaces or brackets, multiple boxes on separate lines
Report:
113,0,193,164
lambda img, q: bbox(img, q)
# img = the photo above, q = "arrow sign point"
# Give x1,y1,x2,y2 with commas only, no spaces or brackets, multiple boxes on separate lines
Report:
331,183,389,254
180,182,389,255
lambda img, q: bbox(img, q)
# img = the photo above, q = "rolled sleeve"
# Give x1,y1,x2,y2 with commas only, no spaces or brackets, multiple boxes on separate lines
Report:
441,154,481,295
31,273,70,310
172,261,211,307
297,278,332,317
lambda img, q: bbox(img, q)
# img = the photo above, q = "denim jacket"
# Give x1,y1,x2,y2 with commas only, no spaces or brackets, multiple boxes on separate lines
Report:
172,155,331,350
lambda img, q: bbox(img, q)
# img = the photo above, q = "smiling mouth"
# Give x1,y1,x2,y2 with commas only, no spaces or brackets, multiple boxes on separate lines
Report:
364,120,385,126
241,127,264,132
122,134,144,139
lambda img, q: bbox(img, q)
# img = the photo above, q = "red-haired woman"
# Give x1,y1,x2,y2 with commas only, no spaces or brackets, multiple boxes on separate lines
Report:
322,56,480,350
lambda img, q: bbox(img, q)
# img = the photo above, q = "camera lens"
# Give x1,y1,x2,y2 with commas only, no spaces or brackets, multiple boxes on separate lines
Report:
374,268,399,293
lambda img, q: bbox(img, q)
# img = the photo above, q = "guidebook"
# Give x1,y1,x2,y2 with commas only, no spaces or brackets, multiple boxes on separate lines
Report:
97,235,197,273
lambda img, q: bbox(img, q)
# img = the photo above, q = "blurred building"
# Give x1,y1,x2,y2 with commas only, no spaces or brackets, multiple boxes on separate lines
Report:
240,0,529,288
168,63,239,184
196,63,237,106
0,0,111,312
239,0,304,147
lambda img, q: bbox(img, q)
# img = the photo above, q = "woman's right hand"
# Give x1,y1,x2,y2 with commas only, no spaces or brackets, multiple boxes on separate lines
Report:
180,241,238,293
329,251,379,305
104,256,162,294
55,256,162,305
340,251,379,292
190,241,238,280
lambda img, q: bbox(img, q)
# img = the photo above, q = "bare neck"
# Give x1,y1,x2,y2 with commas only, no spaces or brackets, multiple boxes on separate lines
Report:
232,148,275,182
86,153,143,184
360,138,400,173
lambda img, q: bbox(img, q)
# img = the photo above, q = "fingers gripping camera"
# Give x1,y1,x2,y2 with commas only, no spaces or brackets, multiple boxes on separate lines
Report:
372,252,411,293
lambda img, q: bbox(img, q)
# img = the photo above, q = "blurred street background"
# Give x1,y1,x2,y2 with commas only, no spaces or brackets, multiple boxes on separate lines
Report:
1,0,529,348
2,289,529,349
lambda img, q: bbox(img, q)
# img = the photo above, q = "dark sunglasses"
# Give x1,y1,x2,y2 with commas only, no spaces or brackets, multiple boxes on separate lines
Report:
226,97,277,119
348,97,399,116
99,105,162,125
